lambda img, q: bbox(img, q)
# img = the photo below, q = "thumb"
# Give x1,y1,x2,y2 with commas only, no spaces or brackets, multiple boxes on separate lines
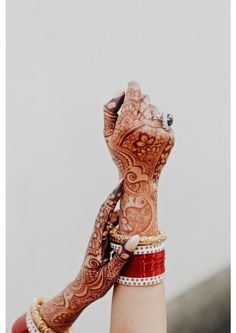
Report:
103,90,125,139
106,235,140,282
123,235,140,253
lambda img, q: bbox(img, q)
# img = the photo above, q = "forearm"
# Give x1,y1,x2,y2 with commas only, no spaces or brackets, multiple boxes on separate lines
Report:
110,180,167,333
11,279,86,333
110,283,167,333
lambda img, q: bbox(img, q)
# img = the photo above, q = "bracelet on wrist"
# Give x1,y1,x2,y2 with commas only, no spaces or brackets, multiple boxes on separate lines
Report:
25,311,41,333
110,240,166,287
109,225,167,245
30,297,72,333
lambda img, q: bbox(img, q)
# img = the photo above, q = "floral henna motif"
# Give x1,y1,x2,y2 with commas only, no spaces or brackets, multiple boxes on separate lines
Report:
104,81,175,237
39,182,133,333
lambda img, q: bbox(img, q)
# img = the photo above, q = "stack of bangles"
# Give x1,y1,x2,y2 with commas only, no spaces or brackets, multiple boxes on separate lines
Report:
109,225,167,287
11,298,72,333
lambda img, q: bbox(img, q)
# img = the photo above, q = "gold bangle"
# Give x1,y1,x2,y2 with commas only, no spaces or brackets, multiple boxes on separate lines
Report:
31,297,72,333
109,225,167,245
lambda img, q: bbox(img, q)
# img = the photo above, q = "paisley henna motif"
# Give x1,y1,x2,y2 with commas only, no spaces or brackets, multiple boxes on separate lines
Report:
38,182,135,333
104,81,175,236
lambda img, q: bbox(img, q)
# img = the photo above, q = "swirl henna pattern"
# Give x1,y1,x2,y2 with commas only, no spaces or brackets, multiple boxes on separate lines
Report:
38,182,137,333
104,82,175,237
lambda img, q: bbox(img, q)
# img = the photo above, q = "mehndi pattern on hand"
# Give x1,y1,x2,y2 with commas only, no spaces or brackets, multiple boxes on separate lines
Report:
104,82,175,237
38,182,138,333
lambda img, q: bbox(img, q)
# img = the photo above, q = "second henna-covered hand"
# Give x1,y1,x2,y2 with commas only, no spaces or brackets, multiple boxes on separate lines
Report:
37,182,139,333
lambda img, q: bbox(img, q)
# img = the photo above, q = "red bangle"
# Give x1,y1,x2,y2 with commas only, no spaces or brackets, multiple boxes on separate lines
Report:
110,242,166,286
121,250,165,278
11,314,29,333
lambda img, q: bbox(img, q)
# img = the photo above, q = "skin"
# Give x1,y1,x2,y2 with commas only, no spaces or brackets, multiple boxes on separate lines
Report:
38,182,139,333
104,81,175,236
110,283,167,333
13,83,173,333
104,82,175,333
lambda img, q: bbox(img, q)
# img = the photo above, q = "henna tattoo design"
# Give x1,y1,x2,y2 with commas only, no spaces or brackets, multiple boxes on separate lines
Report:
38,182,135,333
104,81,175,236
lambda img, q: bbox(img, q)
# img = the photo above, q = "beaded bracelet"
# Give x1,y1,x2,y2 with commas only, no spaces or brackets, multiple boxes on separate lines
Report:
109,225,167,245
25,311,41,333
110,241,165,255
30,297,72,333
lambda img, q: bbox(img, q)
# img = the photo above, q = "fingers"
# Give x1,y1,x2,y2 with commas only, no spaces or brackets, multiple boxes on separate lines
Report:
103,91,125,139
93,181,123,246
106,235,140,282
139,94,153,119
107,209,120,231
96,180,123,224
140,94,150,113
139,93,163,124
100,209,121,260
149,104,163,124
149,104,161,117
122,81,142,114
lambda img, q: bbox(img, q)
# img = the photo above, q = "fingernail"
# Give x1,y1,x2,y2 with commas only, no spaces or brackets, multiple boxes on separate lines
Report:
124,235,140,252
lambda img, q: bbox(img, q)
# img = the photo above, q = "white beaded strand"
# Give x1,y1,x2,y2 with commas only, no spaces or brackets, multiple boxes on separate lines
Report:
110,242,165,255
116,273,165,286
25,311,41,333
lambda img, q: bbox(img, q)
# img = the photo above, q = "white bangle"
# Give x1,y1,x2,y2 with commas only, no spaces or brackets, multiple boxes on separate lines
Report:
25,311,41,333
117,273,165,286
110,242,165,255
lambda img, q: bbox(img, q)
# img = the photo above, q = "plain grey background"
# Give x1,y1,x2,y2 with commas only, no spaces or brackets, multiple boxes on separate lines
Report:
7,0,230,332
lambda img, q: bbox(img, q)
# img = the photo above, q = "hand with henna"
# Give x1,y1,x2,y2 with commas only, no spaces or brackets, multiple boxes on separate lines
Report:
12,182,139,333
104,82,175,237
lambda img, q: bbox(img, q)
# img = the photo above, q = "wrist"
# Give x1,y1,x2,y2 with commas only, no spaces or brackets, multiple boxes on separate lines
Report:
119,177,158,236
38,284,86,333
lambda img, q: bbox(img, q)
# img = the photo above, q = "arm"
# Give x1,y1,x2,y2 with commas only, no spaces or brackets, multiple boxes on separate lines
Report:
110,283,167,333
11,182,140,333
103,82,175,333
